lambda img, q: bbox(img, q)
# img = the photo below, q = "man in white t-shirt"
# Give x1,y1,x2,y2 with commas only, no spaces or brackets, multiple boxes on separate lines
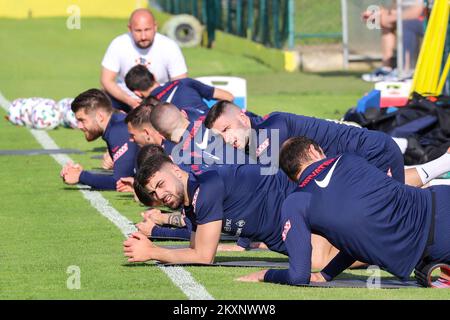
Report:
101,8,188,112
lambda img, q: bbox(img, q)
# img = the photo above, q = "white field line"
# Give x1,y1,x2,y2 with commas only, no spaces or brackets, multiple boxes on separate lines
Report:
0,92,214,300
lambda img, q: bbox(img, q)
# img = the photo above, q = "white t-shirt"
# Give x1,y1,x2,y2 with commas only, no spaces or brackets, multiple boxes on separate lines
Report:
102,32,188,89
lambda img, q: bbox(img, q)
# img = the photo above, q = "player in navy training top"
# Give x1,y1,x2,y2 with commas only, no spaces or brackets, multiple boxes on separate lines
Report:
124,64,234,114
206,101,450,188
123,152,303,265
61,89,139,190
239,137,450,286
123,108,253,247
150,103,254,167
125,152,371,268
205,100,405,183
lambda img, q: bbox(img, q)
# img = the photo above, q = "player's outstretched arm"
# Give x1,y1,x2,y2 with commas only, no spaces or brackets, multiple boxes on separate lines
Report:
101,67,141,108
320,251,357,281
116,177,134,193
213,88,234,102
123,220,222,264
238,194,314,285
170,73,188,81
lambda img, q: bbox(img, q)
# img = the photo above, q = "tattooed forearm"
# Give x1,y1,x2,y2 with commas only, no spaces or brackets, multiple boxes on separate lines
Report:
168,213,186,227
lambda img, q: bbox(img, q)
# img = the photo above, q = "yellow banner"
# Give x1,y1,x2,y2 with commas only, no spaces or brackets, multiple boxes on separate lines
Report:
0,0,147,18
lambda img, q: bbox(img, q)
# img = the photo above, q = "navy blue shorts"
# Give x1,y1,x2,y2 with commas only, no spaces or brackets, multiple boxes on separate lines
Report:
427,185,450,264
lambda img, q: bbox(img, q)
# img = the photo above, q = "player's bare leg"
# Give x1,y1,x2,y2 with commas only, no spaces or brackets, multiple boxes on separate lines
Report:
311,235,366,270
405,147,450,187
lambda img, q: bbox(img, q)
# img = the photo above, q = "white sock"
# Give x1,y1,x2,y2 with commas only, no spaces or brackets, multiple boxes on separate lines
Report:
416,151,450,184
392,137,408,154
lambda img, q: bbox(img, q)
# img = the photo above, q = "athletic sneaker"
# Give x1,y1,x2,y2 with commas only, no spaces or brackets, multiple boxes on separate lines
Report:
362,67,398,82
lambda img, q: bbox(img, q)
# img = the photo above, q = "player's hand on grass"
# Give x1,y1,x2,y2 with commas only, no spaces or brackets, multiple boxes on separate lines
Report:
310,272,327,282
236,270,268,282
60,161,75,178
60,165,68,178
102,152,114,170
143,209,166,225
123,232,154,262
136,215,157,237
61,163,83,185
116,177,134,193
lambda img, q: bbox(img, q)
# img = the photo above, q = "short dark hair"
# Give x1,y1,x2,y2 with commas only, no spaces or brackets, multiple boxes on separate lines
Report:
139,95,160,108
124,105,153,128
204,100,234,129
133,179,154,206
71,89,113,114
137,144,166,169
280,137,321,180
135,153,173,189
125,65,155,92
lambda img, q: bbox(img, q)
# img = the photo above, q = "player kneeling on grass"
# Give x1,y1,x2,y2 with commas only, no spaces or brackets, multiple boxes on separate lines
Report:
60,89,139,190
123,153,365,270
238,137,450,288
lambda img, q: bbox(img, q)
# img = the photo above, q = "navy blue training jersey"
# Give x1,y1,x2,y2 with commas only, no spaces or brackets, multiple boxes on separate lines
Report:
151,78,213,114
183,165,298,253
250,112,405,183
170,117,252,168
264,154,432,285
79,112,139,190
180,107,206,123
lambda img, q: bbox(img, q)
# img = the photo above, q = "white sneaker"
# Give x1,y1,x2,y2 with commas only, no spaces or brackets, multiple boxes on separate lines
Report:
362,67,398,82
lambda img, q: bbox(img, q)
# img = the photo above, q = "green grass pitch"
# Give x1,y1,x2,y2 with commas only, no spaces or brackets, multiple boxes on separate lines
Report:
0,17,449,300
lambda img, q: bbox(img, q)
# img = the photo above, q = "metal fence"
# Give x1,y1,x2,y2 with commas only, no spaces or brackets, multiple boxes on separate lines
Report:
153,0,295,49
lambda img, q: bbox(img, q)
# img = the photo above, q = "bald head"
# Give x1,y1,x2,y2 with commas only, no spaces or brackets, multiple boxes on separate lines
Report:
150,103,188,142
129,8,155,24
128,9,157,49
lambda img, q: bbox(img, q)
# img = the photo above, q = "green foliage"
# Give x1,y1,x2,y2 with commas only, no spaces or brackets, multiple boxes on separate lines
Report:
295,0,343,45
